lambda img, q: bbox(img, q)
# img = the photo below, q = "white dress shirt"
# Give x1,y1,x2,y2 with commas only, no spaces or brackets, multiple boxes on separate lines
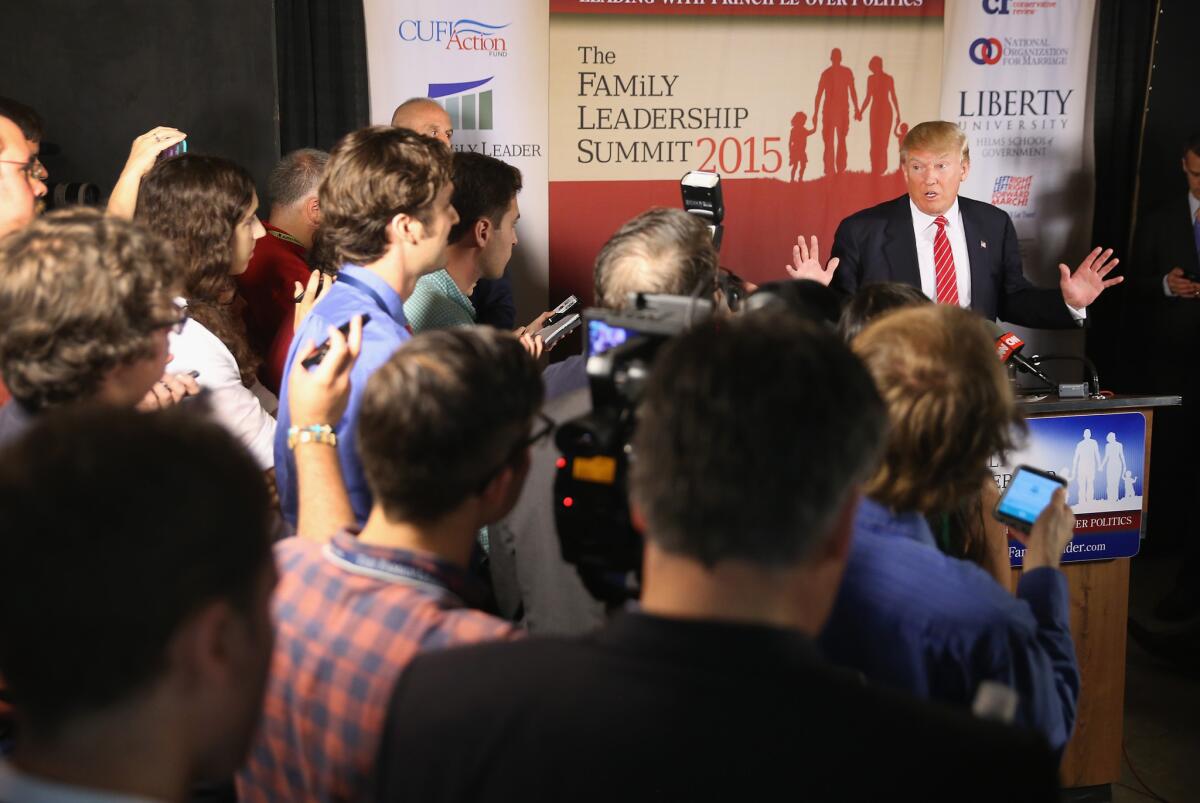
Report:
910,197,1084,320
1161,193,1200,297
910,198,972,308
167,317,277,469
0,759,166,803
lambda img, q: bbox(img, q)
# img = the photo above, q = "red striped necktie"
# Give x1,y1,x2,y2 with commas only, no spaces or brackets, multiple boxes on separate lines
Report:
933,214,960,306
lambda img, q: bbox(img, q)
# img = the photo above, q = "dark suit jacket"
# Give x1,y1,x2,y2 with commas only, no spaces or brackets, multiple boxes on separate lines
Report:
1129,195,1200,395
369,611,1059,803
831,195,1075,329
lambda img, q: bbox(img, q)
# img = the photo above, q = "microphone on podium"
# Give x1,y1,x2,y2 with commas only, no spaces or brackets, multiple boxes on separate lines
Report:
985,321,1054,387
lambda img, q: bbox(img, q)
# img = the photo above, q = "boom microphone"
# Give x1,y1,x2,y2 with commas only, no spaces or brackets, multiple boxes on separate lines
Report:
985,321,1054,387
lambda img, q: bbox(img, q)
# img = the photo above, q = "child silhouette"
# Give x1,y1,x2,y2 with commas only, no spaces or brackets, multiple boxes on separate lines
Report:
789,111,817,182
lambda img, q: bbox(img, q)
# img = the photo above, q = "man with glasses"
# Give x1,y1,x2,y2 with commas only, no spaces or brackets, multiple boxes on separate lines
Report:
239,327,542,803
0,109,46,239
0,208,198,446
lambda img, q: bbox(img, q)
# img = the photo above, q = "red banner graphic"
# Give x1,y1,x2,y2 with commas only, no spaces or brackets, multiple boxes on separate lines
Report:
550,0,944,18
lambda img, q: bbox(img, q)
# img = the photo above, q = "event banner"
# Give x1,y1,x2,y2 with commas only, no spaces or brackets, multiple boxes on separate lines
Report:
362,1,550,321
547,0,945,305
939,0,1096,293
995,412,1146,568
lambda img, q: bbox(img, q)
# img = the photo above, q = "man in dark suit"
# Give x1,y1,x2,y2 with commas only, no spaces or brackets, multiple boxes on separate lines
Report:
1128,133,1200,621
787,120,1120,328
369,313,1060,802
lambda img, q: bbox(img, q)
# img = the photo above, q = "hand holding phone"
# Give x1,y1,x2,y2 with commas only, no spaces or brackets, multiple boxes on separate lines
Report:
543,295,578,327
302,314,370,370
993,465,1066,535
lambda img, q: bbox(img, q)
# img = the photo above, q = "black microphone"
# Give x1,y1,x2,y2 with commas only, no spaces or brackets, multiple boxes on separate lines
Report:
984,321,1054,387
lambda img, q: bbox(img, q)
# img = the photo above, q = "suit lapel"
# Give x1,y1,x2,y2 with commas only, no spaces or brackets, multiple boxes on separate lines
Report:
883,197,921,288
960,199,992,307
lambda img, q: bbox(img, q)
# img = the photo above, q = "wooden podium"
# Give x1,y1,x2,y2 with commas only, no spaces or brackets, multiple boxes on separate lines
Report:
1010,394,1179,792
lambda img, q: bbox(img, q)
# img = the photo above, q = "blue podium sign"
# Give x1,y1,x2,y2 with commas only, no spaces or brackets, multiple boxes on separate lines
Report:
993,412,1146,567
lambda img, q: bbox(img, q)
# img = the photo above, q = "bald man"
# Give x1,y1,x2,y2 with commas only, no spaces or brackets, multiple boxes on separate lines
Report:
390,98,453,146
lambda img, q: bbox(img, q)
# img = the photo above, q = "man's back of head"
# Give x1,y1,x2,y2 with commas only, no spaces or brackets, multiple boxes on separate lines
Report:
0,208,183,415
319,126,452,270
0,406,275,795
631,312,884,575
593,207,718,310
267,148,328,223
358,326,543,527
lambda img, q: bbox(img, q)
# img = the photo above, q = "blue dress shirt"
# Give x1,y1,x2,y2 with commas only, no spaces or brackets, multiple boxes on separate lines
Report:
819,497,1080,750
274,265,411,527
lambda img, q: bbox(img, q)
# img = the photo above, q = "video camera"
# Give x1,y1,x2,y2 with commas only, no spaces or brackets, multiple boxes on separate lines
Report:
553,293,713,607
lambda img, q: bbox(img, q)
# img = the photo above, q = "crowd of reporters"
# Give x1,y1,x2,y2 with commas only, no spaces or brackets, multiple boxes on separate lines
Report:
0,95,1080,801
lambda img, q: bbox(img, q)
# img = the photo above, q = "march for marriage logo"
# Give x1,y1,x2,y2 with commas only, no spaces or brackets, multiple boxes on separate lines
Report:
992,175,1033,207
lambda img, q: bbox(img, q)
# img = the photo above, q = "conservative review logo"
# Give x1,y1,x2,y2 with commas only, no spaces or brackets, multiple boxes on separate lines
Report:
399,19,510,56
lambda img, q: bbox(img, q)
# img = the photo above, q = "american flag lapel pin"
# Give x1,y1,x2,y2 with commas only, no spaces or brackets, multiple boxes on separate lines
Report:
981,240,988,249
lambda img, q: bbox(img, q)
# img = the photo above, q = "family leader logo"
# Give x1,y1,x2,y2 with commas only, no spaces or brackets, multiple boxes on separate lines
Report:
398,19,510,56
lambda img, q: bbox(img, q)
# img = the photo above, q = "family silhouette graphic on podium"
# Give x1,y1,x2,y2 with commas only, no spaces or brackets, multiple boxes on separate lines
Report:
789,48,905,180
1061,429,1136,506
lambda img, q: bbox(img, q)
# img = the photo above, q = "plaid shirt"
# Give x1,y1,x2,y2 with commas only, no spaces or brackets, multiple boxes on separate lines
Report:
237,531,519,802
403,269,476,332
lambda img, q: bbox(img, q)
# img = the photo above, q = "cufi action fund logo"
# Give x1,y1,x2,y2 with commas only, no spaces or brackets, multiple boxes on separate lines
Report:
398,19,510,56
969,37,1003,65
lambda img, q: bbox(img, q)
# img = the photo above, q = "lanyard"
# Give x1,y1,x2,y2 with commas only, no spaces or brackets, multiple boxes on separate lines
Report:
323,542,464,606
336,271,398,324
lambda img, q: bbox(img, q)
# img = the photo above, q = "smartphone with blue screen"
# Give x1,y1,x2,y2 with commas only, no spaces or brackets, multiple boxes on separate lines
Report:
993,465,1067,534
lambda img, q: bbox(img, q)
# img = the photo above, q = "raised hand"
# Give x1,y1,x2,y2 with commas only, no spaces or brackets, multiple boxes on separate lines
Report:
1059,247,1122,309
289,315,363,427
785,235,840,287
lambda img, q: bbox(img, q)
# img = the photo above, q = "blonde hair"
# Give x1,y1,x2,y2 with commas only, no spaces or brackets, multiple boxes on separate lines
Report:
900,121,969,164
852,305,1024,515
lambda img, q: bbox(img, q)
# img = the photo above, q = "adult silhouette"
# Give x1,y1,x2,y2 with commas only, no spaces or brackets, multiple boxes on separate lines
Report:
1100,431,1127,501
1072,428,1101,503
857,56,901,176
813,48,859,176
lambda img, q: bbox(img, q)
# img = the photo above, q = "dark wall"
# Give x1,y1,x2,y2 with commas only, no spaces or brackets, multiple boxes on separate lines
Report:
1135,0,1200,215
1,0,279,201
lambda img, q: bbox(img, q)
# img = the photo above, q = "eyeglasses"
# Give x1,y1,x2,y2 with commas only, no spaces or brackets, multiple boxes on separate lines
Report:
524,412,555,450
0,156,47,183
475,412,556,493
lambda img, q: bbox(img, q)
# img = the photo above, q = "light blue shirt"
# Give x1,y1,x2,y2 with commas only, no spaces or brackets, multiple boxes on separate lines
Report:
274,265,410,528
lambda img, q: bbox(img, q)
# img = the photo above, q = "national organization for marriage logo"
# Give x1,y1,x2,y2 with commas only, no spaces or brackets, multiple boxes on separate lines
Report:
992,175,1033,207
398,18,510,56
969,37,1003,65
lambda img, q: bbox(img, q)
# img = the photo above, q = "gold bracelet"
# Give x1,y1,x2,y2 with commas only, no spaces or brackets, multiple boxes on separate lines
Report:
286,424,337,450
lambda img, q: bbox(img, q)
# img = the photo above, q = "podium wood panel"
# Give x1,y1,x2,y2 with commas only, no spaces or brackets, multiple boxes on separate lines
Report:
1004,404,1156,789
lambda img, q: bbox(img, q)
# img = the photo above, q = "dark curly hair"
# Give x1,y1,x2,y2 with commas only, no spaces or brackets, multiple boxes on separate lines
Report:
136,154,259,386
0,208,183,410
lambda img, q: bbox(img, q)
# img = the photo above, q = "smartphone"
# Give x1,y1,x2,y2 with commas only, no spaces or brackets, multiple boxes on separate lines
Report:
158,139,188,161
993,465,1067,534
301,314,369,370
536,313,582,349
544,295,578,327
